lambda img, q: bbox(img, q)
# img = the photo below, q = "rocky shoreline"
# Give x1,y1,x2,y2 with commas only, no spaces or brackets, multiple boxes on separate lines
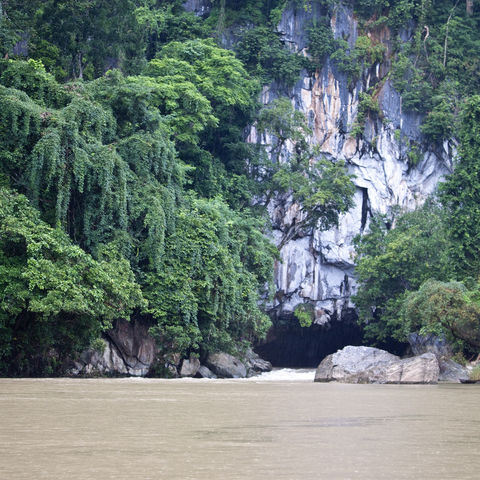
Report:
69,319,272,379
68,319,475,383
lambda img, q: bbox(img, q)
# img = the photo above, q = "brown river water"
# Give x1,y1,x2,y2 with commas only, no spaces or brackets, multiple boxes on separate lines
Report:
1,370,480,480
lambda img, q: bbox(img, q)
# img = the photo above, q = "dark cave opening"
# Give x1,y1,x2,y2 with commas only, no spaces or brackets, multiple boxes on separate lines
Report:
255,309,364,368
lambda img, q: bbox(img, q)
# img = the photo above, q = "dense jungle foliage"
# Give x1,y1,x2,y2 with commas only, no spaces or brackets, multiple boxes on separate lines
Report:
345,0,480,360
0,0,357,375
1,0,480,373
354,95,480,357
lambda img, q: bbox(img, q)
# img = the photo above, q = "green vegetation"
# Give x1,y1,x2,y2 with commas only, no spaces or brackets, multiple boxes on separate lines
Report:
403,280,480,351
354,201,450,349
352,91,380,137
294,304,314,328
236,26,304,86
2,0,480,373
354,98,480,356
0,188,144,375
439,96,480,279
470,365,480,381
0,0,357,375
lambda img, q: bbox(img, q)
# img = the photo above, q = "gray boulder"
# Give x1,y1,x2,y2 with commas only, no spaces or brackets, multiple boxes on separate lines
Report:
244,349,272,377
73,319,158,376
408,333,452,358
195,365,217,379
76,340,129,376
315,346,440,384
383,353,439,384
315,346,399,383
205,352,247,378
180,356,201,377
106,318,157,375
438,358,470,383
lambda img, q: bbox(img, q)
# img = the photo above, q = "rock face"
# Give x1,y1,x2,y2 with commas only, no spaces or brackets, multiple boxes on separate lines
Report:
244,348,273,376
315,346,440,384
72,324,272,377
182,1,455,366
151,2,457,368
408,333,452,358
259,3,453,327
180,356,201,377
205,352,248,378
106,319,157,375
438,359,470,383
72,319,158,376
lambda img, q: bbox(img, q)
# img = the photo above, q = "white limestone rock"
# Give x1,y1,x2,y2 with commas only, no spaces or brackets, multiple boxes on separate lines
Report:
315,346,440,384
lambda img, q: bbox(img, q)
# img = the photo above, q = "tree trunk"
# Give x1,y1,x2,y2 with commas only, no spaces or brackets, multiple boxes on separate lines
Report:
466,0,474,15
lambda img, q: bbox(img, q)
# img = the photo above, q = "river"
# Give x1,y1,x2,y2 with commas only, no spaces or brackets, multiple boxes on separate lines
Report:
1,370,479,479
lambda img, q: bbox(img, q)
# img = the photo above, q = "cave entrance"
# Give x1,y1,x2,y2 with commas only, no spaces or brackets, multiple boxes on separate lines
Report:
255,309,363,368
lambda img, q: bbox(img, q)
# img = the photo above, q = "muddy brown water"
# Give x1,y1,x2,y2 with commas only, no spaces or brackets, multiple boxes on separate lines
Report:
1,372,479,479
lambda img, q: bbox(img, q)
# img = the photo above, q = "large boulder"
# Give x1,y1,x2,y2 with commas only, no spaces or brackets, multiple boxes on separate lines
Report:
382,353,439,384
315,346,399,383
180,356,201,377
315,346,440,384
75,339,129,376
73,319,158,376
205,352,247,378
106,318,157,375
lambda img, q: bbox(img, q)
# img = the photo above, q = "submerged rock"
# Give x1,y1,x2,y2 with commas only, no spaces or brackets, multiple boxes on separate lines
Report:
314,346,439,384
205,352,247,378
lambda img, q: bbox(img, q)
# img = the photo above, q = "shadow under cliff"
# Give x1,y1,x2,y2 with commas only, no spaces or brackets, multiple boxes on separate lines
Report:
255,309,364,368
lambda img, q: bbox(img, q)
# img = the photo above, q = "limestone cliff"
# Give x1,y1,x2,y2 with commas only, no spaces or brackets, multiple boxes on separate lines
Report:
261,2,453,324
184,1,454,364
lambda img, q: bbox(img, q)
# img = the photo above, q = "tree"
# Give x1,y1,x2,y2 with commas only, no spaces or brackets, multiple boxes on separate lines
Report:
403,279,480,351
145,195,276,358
0,58,278,372
0,188,144,375
144,38,260,196
439,95,480,279
32,0,144,79
354,201,451,348
0,63,183,270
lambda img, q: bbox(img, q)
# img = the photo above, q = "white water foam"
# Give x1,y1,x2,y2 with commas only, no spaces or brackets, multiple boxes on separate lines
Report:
247,368,315,382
